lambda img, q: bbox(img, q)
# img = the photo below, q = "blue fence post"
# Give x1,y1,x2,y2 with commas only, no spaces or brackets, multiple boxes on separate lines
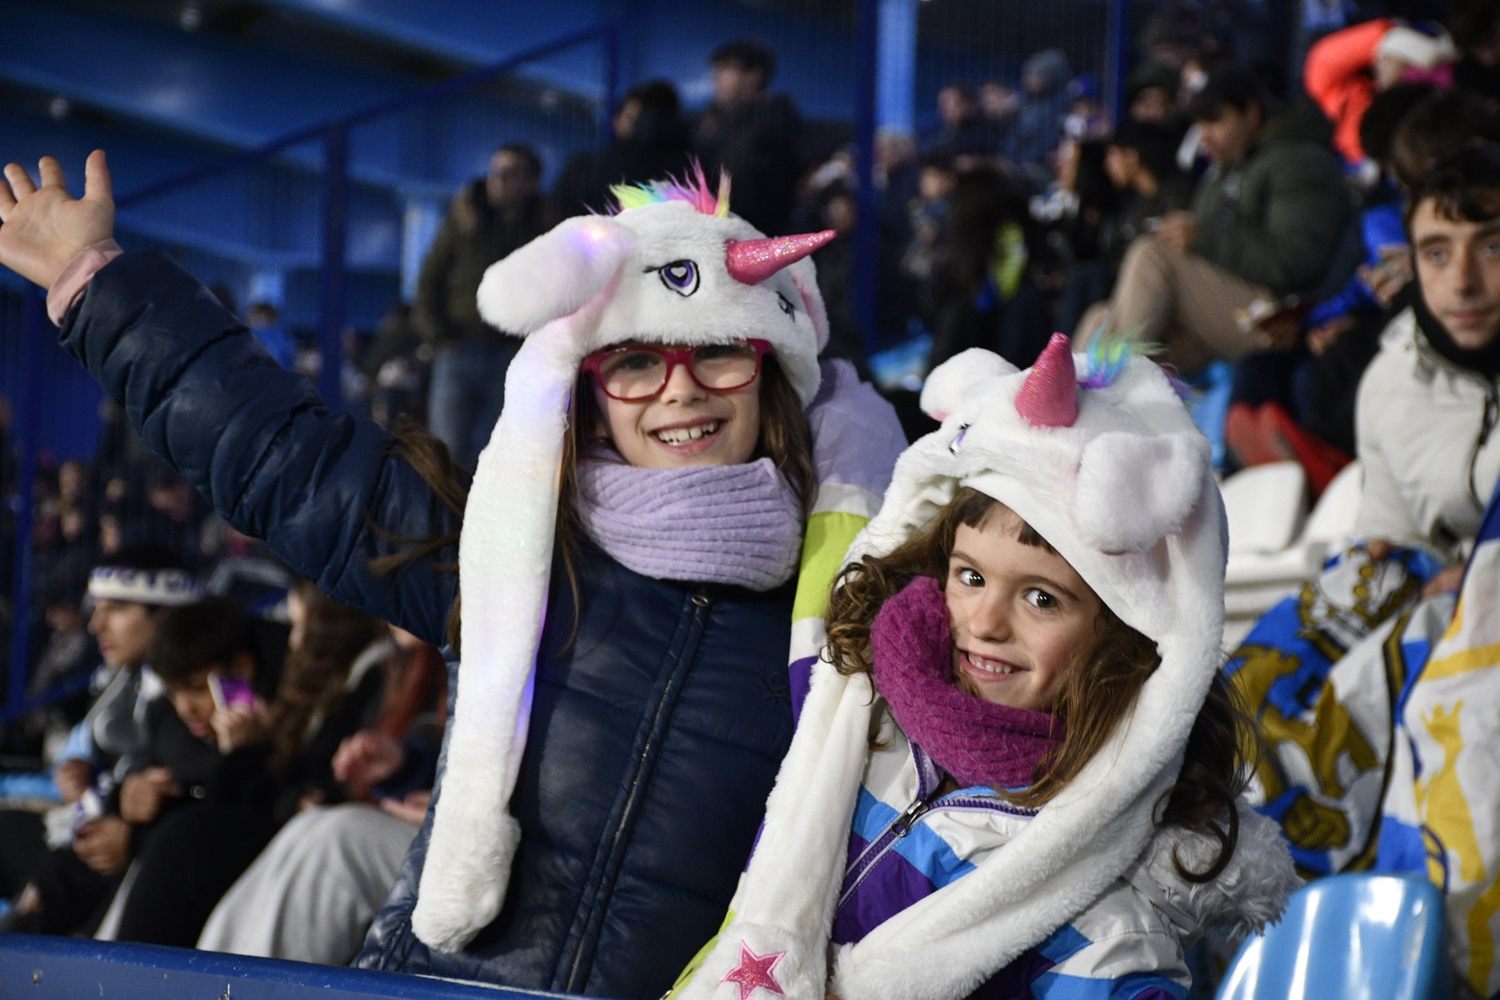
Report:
319,123,349,411
854,0,881,361
1106,0,1130,127
8,286,43,708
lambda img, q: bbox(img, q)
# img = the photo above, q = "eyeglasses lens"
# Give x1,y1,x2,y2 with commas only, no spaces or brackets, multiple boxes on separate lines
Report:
690,344,760,389
598,344,760,400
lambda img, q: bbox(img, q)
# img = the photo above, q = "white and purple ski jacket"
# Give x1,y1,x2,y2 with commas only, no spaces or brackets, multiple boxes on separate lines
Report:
831,705,1289,1000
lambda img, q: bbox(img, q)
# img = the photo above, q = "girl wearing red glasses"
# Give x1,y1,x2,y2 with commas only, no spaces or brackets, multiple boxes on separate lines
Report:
0,155,905,998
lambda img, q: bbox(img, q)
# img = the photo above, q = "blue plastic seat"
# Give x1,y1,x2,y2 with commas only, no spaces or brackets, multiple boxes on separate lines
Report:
1216,873,1451,1000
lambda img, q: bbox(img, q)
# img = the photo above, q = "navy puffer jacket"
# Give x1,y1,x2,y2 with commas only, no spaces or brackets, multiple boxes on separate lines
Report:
59,250,798,998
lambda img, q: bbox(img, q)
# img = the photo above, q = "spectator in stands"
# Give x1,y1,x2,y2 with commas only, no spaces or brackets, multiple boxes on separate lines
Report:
1079,64,1351,376
102,586,390,946
1356,144,1500,583
415,143,545,468
549,80,693,224
900,154,956,326
1138,0,1218,73
1225,84,1445,492
924,83,995,162
1032,139,1121,336
1452,0,1500,102
929,167,1049,369
1391,88,1500,190
0,546,202,936
245,302,297,371
1046,121,1191,338
1100,121,1195,264
1064,74,1111,142
1304,18,1458,167
1125,61,1182,124
1009,49,1074,179
977,80,1020,144
694,38,802,236
198,626,445,966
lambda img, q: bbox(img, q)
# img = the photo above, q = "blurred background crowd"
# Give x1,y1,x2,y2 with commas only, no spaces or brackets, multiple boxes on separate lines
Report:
2,0,1498,986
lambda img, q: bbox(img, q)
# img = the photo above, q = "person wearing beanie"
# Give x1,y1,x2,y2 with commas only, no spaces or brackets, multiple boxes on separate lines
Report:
669,335,1296,1000
0,153,906,998
0,543,201,936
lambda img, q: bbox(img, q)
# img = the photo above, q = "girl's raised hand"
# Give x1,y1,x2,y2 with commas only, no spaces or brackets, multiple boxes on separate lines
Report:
0,151,115,290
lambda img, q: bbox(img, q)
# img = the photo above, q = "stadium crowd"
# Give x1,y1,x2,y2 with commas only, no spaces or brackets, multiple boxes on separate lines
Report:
7,0,1500,996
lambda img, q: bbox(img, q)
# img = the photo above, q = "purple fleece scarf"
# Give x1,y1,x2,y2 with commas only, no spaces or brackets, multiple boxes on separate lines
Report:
870,576,1063,789
574,452,803,591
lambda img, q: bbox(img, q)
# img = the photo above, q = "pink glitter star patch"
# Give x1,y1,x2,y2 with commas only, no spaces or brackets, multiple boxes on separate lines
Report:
721,942,787,1000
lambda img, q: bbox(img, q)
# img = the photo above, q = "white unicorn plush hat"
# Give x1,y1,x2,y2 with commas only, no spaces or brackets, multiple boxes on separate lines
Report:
675,336,1293,1000
411,169,836,952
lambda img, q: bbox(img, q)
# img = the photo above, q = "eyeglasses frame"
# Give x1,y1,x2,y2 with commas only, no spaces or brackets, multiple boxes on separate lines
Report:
581,339,775,402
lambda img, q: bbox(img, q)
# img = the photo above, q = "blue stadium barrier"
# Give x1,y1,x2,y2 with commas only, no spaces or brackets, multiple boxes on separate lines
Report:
0,934,565,1000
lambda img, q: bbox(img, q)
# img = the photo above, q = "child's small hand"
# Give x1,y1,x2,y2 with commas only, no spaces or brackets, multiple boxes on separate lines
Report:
332,730,405,787
53,758,94,804
0,152,115,290
210,698,272,754
73,816,131,875
119,766,181,824
379,789,432,826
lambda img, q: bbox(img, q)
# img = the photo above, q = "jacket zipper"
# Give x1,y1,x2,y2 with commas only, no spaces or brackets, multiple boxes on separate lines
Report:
837,747,1037,908
562,586,712,991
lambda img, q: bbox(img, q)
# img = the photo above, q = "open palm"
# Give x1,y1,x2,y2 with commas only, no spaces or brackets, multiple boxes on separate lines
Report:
0,151,115,290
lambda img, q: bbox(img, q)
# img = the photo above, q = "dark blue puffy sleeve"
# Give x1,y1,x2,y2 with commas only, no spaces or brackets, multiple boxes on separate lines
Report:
58,248,461,647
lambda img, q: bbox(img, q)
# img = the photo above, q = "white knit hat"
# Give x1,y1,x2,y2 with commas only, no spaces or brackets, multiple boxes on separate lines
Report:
675,335,1259,1000
411,172,835,952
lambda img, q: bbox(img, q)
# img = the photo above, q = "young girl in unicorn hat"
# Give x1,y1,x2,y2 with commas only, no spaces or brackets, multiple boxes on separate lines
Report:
0,154,906,998
673,336,1299,1000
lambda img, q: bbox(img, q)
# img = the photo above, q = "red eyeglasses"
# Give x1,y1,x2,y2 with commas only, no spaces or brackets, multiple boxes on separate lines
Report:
582,340,774,402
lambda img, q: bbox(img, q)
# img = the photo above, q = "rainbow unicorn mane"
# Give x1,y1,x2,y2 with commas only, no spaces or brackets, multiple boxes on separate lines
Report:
610,161,731,218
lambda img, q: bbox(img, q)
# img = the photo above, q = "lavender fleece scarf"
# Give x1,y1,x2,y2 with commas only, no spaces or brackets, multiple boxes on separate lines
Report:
870,576,1063,789
574,452,804,591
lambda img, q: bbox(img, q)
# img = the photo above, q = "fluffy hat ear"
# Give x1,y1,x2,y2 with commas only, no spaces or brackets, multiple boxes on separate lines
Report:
476,216,634,335
1073,430,1208,553
919,349,1019,421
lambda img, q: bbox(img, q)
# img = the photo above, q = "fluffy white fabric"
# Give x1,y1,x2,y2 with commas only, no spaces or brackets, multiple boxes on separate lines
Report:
678,349,1294,1000
476,201,827,405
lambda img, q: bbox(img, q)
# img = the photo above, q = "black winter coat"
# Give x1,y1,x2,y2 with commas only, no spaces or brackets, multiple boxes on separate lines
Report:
58,250,798,998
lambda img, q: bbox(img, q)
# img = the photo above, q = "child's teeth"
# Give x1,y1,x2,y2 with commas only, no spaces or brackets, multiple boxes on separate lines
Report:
656,422,719,444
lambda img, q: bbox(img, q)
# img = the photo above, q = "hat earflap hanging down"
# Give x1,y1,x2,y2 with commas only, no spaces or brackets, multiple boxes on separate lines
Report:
675,335,1252,1000
411,171,837,952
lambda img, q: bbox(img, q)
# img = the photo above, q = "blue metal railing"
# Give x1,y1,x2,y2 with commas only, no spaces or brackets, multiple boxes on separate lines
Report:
0,935,556,999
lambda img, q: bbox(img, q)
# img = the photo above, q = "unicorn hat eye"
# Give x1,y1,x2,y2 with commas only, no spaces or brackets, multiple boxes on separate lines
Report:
657,260,700,296
776,292,796,319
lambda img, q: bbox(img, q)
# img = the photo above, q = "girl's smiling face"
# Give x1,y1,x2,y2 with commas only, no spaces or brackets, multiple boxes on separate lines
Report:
592,342,762,468
944,512,1103,712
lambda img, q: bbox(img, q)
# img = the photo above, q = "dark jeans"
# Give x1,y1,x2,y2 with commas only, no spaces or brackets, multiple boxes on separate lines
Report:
115,803,274,947
426,339,520,468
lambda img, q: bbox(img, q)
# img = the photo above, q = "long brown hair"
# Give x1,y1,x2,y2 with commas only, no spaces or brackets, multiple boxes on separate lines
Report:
269,579,388,767
375,350,816,651
824,487,1248,882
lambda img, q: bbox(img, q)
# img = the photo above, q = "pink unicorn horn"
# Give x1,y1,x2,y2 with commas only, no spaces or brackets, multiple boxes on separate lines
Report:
1015,333,1078,428
725,230,837,285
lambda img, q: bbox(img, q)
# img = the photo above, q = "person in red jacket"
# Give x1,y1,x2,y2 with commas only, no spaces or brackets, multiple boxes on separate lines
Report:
1305,18,1457,166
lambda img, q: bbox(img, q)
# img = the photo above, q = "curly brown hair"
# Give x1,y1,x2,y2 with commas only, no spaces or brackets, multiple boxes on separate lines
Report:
824,487,1248,882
